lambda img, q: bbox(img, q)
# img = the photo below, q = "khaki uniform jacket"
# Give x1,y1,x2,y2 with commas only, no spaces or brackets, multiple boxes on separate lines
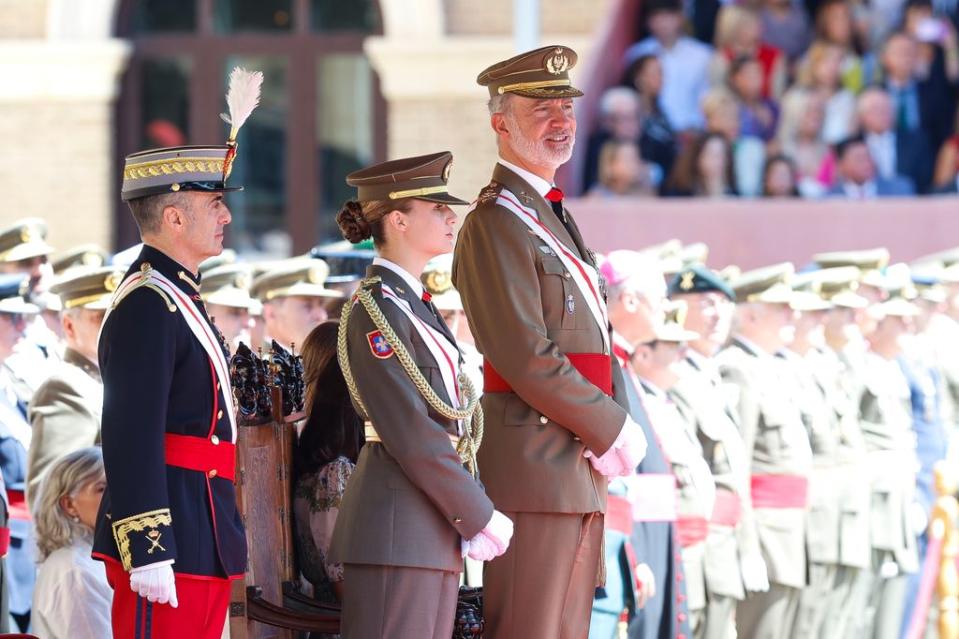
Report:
329,265,495,572
715,338,812,589
671,356,749,600
857,351,920,573
778,349,843,566
26,348,103,507
641,380,715,613
452,164,630,514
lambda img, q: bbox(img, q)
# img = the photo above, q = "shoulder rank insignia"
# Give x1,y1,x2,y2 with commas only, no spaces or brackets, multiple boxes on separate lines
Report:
477,181,501,205
367,330,394,359
537,245,557,257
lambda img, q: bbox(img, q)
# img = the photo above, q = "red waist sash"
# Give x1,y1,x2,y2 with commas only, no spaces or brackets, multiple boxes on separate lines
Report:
677,515,709,548
6,489,29,521
750,474,808,509
165,433,236,482
711,489,742,527
484,353,613,396
606,495,633,535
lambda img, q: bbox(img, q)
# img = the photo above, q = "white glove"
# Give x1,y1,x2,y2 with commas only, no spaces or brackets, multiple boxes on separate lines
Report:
634,563,656,609
584,417,647,478
130,562,178,607
740,551,769,593
908,501,929,536
466,510,514,561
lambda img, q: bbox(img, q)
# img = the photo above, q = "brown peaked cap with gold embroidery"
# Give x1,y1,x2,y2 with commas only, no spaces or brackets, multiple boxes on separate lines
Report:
477,45,583,99
346,151,469,205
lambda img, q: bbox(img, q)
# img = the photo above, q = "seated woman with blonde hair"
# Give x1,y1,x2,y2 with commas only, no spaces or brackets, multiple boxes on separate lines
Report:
32,447,111,639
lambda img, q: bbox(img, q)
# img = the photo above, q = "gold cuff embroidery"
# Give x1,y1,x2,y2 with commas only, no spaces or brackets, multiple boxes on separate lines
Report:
111,508,173,571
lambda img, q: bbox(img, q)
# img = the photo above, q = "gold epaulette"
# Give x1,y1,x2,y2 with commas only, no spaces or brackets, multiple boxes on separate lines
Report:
111,263,177,313
111,507,173,571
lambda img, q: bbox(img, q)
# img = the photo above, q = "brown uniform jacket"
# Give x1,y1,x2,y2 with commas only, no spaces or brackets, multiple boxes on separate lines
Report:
26,347,102,507
452,164,630,514
329,265,494,572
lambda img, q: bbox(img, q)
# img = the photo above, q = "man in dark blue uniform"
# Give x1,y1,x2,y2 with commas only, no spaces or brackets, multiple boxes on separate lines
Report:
93,69,260,638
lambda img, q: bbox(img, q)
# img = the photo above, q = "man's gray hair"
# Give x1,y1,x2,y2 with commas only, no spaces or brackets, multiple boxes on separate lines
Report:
488,93,514,116
598,86,640,117
33,447,104,561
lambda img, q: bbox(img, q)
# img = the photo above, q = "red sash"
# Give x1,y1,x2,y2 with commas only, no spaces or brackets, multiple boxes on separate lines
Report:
484,353,612,396
6,489,29,521
750,474,808,509
710,489,742,527
676,515,709,547
165,434,236,482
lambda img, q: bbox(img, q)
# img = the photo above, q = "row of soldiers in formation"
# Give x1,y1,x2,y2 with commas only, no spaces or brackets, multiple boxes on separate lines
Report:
593,241,959,639
1,209,957,639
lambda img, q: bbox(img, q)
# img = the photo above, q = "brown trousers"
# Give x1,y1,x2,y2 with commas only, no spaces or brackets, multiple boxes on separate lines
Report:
484,511,604,639
341,563,460,639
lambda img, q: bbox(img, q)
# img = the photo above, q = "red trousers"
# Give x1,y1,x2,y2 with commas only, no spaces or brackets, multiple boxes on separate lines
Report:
105,561,231,639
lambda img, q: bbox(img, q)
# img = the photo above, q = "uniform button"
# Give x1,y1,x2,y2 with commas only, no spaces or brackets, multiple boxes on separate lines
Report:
216,382,221,391
539,415,548,424
677,594,686,603
453,516,463,524
677,613,687,623
677,634,687,639
676,571,684,582
217,409,224,420
208,469,218,478
211,435,220,446
563,272,571,279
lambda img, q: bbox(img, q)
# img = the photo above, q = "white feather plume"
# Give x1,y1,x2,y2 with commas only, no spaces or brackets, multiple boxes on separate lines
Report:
220,67,263,141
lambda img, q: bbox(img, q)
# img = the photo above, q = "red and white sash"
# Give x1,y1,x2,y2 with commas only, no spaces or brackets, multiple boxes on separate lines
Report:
363,284,464,434
102,268,238,443
495,188,610,352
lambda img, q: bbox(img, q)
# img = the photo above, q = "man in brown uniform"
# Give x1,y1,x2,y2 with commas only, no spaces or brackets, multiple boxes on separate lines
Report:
453,45,646,638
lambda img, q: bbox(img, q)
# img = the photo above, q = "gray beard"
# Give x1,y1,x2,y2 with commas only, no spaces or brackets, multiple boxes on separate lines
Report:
505,114,575,168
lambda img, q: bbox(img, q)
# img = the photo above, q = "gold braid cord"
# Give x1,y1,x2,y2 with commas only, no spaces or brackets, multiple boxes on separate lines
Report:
111,508,173,571
337,277,484,477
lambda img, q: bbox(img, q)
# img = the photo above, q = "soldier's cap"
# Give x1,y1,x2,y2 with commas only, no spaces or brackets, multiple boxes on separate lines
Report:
346,151,468,206
668,263,735,301
730,262,795,304
870,297,920,319
310,242,376,284
678,242,709,269
719,264,741,283
646,301,699,343
910,272,947,304
790,290,832,312
812,248,890,288
32,290,62,314
51,244,109,275
911,246,959,268
199,248,238,276
422,254,462,312
121,145,245,202
477,45,584,99
600,250,662,289
814,267,869,309
0,274,38,315
0,218,54,263
939,263,959,285
49,265,125,311
250,258,344,302
201,263,255,310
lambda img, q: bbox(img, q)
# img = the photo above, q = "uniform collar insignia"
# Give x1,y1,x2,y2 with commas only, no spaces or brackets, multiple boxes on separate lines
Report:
178,271,201,292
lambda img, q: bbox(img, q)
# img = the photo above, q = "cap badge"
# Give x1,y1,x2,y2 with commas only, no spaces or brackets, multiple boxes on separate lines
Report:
19,226,36,244
443,160,452,182
104,271,123,293
546,49,570,75
307,266,324,284
680,271,695,291
82,253,103,267
367,330,394,359
425,270,452,295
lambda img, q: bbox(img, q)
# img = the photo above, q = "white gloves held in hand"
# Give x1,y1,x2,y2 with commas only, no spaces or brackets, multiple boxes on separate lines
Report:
634,563,656,609
129,562,178,607
584,417,647,478
466,510,514,562
740,551,769,593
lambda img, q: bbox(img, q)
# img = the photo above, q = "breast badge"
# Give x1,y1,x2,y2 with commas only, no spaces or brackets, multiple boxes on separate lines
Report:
367,330,394,359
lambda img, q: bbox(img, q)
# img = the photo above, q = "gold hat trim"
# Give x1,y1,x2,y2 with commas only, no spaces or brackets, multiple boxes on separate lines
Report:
63,292,112,310
497,79,571,95
388,185,449,200
124,157,226,181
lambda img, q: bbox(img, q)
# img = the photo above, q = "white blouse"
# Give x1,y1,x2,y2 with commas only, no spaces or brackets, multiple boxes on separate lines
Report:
32,539,112,639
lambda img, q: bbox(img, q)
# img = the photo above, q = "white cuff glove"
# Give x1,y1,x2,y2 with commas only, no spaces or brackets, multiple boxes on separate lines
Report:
584,416,647,478
130,561,178,607
908,501,929,536
740,551,769,593
634,563,656,609
466,510,514,562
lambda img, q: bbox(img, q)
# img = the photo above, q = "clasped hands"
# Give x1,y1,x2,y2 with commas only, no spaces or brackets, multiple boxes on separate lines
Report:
584,416,647,477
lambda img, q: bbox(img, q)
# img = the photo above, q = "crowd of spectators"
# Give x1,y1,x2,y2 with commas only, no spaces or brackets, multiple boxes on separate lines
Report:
583,0,959,198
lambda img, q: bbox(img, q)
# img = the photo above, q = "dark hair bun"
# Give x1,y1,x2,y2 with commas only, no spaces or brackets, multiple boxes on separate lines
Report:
336,200,372,243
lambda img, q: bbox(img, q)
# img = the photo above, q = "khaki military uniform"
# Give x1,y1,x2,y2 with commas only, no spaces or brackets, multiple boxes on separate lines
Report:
857,351,920,639
330,265,495,639
453,164,632,639
715,338,812,639
671,353,750,639
642,380,715,637
26,347,102,507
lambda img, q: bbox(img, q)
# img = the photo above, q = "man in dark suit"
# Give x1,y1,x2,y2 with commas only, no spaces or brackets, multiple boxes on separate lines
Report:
858,87,933,194
828,135,916,198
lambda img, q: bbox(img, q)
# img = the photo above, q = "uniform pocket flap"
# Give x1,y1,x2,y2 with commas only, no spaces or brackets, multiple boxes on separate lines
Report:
502,394,547,426
539,257,566,276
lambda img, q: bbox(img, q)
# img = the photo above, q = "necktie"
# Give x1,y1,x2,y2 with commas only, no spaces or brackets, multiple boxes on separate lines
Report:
545,186,578,239
421,291,432,303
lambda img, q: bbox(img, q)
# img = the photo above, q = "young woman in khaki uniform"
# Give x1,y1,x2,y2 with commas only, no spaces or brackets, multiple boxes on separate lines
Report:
328,151,512,639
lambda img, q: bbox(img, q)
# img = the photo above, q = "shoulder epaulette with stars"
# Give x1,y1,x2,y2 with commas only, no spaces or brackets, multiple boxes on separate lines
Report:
476,181,503,205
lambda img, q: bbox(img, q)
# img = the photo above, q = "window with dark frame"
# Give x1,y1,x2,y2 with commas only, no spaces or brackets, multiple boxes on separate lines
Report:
113,0,385,256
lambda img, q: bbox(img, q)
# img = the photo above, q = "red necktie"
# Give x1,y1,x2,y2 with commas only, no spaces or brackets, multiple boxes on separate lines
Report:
421,291,432,303
545,187,564,203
